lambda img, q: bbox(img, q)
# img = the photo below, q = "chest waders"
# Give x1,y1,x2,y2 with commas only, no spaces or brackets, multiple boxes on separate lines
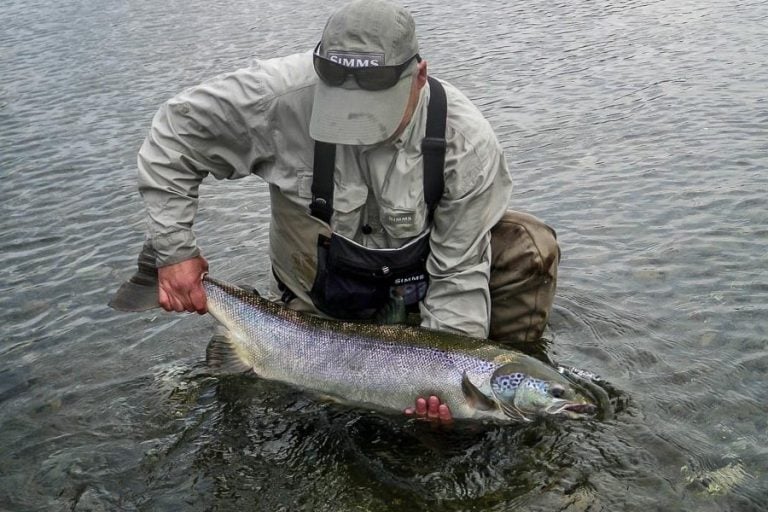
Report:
275,77,560,343
305,76,447,320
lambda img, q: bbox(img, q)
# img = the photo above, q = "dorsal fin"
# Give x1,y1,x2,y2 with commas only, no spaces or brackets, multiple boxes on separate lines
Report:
461,372,497,411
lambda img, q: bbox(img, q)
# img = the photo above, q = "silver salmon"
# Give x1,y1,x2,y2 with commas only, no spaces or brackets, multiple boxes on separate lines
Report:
202,275,596,422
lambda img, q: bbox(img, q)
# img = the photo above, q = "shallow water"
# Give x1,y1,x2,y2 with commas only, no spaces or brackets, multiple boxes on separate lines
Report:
1,0,766,510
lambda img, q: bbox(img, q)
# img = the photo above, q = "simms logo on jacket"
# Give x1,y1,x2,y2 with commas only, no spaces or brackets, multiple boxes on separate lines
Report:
327,51,385,67
387,214,413,225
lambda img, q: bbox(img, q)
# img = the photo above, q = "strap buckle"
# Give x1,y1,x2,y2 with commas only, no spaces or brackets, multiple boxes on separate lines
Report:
422,136,446,153
310,197,333,223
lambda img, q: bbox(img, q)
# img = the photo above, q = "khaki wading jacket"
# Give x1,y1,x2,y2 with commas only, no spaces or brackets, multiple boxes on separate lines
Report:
138,52,513,338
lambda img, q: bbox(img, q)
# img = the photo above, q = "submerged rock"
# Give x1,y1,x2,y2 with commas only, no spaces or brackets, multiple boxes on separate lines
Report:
681,461,753,496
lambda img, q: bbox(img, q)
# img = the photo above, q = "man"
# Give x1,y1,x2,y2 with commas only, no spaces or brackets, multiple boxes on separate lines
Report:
137,0,559,422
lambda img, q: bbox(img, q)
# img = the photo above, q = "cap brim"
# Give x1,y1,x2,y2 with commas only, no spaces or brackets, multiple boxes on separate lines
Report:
310,73,413,145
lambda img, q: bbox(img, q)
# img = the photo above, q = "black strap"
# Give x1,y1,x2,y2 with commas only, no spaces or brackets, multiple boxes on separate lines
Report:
422,76,447,218
272,267,297,303
310,76,447,224
310,142,336,224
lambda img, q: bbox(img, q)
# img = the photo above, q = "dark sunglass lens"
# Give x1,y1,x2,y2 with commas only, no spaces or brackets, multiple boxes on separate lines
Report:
355,68,399,90
313,57,347,86
356,68,399,91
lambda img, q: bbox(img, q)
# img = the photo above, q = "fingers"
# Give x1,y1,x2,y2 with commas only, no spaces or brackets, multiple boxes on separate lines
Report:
167,284,205,313
188,285,208,315
426,396,441,420
159,284,186,312
159,286,170,311
416,397,428,415
157,257,209,314
404,395,453,426
404,397,426,416
438,404,453,425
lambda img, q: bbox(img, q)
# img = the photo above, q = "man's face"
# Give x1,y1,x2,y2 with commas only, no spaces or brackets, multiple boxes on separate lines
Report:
380,59,428,145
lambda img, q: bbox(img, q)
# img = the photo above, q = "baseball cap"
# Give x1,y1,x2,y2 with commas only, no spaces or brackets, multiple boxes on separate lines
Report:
309,0,420,145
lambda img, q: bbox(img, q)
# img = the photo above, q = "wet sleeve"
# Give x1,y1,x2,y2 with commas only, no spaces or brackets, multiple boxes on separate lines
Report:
419,127,512,338
137,71,274,266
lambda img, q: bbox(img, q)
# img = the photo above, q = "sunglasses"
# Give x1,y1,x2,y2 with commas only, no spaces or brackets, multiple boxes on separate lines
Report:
313,42,420,91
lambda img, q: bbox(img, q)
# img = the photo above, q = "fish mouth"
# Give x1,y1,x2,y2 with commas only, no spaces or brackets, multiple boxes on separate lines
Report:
545,401,598,418
563,403,597,415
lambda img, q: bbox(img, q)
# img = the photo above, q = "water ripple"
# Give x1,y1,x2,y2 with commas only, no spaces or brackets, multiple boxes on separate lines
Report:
2,0,767,510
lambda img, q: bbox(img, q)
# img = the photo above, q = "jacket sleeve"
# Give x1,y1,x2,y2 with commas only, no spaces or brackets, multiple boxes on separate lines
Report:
419,123,512,338
137,71,274,266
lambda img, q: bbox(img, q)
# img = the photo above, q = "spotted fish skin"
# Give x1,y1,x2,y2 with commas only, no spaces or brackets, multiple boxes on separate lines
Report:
203,276,594,421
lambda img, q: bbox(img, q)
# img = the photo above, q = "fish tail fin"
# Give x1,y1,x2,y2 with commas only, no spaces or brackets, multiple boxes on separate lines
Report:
108,242,160,312
206,328,253,374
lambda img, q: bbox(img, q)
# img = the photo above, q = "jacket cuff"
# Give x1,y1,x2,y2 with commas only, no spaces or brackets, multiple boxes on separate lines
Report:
149,230,201,267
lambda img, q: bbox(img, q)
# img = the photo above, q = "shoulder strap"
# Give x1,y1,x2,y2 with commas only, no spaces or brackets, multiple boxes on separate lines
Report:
310,142,336,224
422,76,447,218
310,76,447,224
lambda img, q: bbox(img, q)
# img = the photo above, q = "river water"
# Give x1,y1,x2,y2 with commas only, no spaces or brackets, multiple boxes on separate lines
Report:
1,0,766,510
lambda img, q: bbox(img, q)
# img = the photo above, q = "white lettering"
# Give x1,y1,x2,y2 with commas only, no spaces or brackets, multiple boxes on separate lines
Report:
388,215,413,224
394,274,426,285
328,53,381,67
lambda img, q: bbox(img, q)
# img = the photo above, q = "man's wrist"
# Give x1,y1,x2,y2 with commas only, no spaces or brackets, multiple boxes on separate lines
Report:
148,230,200,267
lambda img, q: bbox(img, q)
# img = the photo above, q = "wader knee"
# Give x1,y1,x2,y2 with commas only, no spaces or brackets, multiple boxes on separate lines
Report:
488,210,560,344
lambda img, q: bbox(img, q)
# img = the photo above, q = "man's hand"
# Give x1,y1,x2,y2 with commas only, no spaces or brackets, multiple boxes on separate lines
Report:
404,395,453,425
158,256,209,314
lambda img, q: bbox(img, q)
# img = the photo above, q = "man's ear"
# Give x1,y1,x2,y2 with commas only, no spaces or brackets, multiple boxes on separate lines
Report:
416,60,428,89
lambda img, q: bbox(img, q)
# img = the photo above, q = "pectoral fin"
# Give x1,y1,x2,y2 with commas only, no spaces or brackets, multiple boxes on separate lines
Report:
205,329,253,374
461,372,497,411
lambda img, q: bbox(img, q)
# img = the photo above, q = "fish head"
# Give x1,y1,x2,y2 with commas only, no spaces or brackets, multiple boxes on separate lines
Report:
490,363,597,421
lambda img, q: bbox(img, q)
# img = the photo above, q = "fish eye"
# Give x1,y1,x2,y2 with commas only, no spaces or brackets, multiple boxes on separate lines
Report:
550,384,566,398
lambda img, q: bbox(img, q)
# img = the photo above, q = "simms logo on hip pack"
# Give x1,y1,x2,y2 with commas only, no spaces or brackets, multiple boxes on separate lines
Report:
327,51,385,67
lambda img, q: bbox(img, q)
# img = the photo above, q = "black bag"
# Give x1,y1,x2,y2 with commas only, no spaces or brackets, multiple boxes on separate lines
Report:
309,231,430,319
